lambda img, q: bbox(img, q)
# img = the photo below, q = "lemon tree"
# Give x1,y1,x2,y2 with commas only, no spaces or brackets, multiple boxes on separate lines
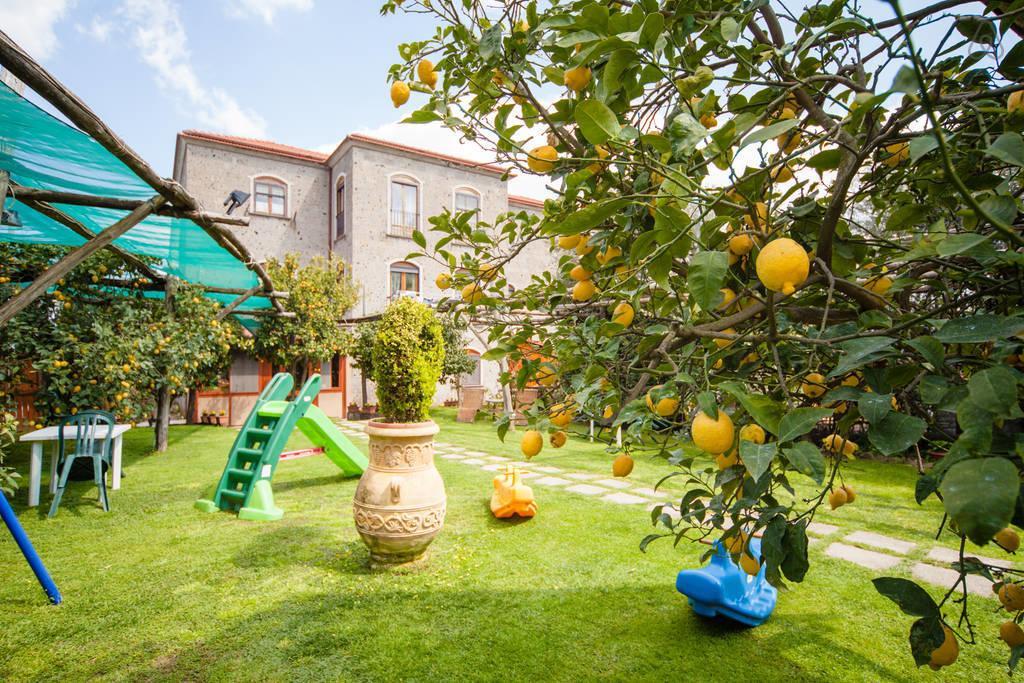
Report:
385,0,1024,672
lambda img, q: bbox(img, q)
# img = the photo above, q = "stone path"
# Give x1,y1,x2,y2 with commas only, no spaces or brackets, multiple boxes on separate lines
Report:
338,419,1016,600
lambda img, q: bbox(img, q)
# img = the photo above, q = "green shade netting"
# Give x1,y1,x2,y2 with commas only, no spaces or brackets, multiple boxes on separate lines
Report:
0,80,271,313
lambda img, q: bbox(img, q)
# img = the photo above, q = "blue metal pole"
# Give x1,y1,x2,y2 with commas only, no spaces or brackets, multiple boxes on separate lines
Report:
0,492,61,605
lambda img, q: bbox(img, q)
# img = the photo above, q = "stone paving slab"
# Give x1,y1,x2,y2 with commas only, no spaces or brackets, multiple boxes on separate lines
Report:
595,478,631,490
445,446,466,452
507,461,533,467
486,456,511,462
565,484,607,496
807,522,840,537
533,466,562,474
434,442,452,448
845,530,916,555
440,454,466,460
463,451,488,457
517,471,540,479
602,492,648,505
481,464,507,471
460,458,486,465
565,472,600,480
647,503,680,519
534,476,572,487
630,487,662,498
926,547,1013,570
825,542,902,570
912,562,993,598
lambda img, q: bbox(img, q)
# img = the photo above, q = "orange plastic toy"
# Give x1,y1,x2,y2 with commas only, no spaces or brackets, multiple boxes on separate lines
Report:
490,466,537,519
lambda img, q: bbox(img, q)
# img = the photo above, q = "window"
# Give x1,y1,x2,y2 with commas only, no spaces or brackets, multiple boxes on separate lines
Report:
253,177,287,216
389,177,419,238
389,261,420,298
334,177,346,240
454,188,481,214
461,349,482,387
320,355,342,388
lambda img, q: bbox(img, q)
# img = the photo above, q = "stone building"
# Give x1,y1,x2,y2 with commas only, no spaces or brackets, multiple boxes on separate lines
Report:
172,130,549,423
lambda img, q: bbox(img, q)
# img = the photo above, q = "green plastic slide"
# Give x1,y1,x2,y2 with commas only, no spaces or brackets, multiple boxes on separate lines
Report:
297,405,368,477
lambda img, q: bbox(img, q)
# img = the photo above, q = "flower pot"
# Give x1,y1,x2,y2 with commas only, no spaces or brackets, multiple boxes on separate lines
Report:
353,420,446,567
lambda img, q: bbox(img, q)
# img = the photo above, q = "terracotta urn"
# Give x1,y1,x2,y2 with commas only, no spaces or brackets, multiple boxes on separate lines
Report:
352,420,446,567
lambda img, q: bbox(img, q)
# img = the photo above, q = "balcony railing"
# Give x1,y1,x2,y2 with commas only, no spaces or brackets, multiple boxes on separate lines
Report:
389,210,418,238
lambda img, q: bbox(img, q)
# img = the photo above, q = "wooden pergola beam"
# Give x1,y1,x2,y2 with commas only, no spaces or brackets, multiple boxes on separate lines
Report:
6,186,248,226
89,277,288,299
0,195,165,325
215,285,262,320
0,29,284,312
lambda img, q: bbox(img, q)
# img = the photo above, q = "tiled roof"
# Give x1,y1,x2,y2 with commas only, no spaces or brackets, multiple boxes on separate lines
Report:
342,133,509,176
179,130,329,163
508,194,546,209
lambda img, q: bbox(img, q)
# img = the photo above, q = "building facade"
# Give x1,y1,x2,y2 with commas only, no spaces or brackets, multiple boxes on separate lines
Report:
173,131,549,423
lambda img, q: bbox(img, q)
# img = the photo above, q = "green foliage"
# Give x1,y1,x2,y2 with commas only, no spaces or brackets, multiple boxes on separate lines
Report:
372,298,444,423
254,254,359,378
0,411,18,495
386,0,1024,672
439,313,476,386
349,321,378,378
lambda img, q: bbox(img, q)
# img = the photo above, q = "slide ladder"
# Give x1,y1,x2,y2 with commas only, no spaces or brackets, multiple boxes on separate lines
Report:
195,373,365,521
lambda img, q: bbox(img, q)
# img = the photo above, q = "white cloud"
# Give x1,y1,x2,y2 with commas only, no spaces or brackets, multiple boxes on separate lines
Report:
75,16,112,42
115,0,267,137
0,0,72,59
225,0,312,24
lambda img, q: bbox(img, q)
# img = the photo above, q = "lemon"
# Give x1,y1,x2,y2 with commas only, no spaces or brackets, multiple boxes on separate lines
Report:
739,424,766,444
927,625,959,670
691,409,734,454
596,245,622,265
715,449,739,470
645,387,679,417
435,272,452,290
612,453,634,477
718,288,736,310
775,106,797,121
479,262,500,282
514,19,529,33
575,234,594,256
390,81,411,108
864,266,893,295
828,487,848,510
550,431,567,448
1001,621,1024,647
713,328,736,349
725,530,748,554
770,164,794,183
535,364,557,387
777,130,802,154
1010,91,1024,115
756,237,810,296
739,551,760,576
801,372,827,398
743,202,768,230
587,145,610,174
416,59,436,85
996,527,1021,552
572,279,597,302
841,372,862,388
602,405,615,420
557,234,581,250
612,302,634,328
570,264,592,281
461,282,483,304
422,70,438,89
840,485,857,504
822,434,858,457
564,66,592,92
550,402,575,428
881,142,909,167
1002,583,1024,611
527,145,558,173
521,430,543,458
728,233,755,256
700,113,718,128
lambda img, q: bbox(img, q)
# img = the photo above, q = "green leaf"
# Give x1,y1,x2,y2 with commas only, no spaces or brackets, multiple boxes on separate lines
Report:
687,251,729,311
479,24,503,60
830,337,896,377
544,199,628,236
720,17,739,42
890,64,919,93
858,393,893,424
935,315,1023,343
761,516,786,587
740,119,800,149
777,407,833,442
955,15,997,45
696,390,718,419
987,132,1024,167
781,521,810,582
597,49,632,99
909,617,947,667
666,112,707,158
575,99,621,145
981,194,1018,227
739,441,777,483
781,442,825,484
412,229,427,249
872,577,940,617
906,336,944,369
909,136,938,163
967,366,1019,417
940,457,1019,545
868,412,927,455
719,382,785,435
805,148,842,172
937,233,992,258
1000,40,1024,79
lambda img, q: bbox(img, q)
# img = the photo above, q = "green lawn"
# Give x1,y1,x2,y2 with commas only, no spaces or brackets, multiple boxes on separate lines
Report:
0,410,1010,681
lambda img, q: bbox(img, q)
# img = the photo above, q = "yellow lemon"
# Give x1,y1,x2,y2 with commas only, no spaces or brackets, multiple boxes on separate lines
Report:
602,405,615,420
743,202,768,230
777,130,802,154
739,551,760,576
435,272,452,290
570,264,592,281
645,387,679,417
725,530,749,555
550,402,576,428
882,142,909,167
700,113,718,128
739,424,766,444
840,484,856,504
927,625,959,671
572,279,597,302
715,448,739,470
527,145,559,173
550,430,567,448
1001,621,1024,647
612,302,634,328
828,487,848,510
713,328,736,349
575,234,594,256
587,144,610,174
557,234,581,250
801,372,827,398
390,81,410,108
770,164,794,183
596,245,622,265
996,527,1021,552
728,233,755,256
612,453,634,477
718,288,737,310
564,66,592,92
416,59,435,83
1009,90,1024,115
756,237,810,296
691,409,734,454
1002,583,1024,611
521,430,543,458
461,282,483,304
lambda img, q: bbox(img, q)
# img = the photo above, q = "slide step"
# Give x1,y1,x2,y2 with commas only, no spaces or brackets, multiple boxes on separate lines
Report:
236,447,262,457
226,467,255,479
219,489,246,500
245,427,275,437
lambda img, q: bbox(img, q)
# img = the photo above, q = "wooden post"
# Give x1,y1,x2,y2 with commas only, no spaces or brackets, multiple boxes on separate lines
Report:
0,195,164,326
154,276,177,452
215,284,261,320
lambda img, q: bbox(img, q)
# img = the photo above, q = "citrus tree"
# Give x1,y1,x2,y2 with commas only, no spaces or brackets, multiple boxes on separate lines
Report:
384,0,1024,673
253,254,359,385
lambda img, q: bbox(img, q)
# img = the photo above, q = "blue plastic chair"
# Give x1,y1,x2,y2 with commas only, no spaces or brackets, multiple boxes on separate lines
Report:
675,537,778,627
47,410,115,518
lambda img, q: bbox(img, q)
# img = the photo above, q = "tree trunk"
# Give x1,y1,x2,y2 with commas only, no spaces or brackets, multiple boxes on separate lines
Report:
361,371,368,407
185,388,197,424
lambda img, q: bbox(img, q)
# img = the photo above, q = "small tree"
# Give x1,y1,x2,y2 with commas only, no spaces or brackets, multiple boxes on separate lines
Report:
254,254,359,385
439,313,476,388
350,321,377,406
372,297,444,423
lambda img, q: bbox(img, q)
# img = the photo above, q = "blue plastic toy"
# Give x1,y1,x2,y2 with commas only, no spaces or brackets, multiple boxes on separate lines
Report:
675,536,776,627
1,492,62,605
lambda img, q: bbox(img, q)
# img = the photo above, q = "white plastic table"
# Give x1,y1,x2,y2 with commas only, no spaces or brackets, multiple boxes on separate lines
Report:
20,424,132,507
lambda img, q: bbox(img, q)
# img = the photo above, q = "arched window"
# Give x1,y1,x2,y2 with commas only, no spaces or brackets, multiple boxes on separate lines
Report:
389,261,420,298
389,173,420,238
453,186,482,215
461,349,482,387
253,176,287,217
334,175,346,240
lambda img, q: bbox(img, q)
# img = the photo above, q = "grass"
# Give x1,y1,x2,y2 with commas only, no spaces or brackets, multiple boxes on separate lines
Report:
0,409,1011,681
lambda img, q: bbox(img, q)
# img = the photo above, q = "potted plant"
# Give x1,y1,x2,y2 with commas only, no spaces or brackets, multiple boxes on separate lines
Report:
352,297,446,567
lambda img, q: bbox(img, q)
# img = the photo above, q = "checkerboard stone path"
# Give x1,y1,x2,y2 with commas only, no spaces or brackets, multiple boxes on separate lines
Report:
338,419,1016,599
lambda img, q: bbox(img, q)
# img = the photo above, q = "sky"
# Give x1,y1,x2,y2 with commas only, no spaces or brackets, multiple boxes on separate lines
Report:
0,0,554,196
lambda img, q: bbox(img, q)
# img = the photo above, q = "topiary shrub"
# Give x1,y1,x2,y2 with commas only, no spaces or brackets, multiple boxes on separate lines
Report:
372,297,445,423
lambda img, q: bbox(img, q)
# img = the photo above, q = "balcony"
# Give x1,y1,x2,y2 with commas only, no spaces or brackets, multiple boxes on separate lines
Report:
389,210,418,238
